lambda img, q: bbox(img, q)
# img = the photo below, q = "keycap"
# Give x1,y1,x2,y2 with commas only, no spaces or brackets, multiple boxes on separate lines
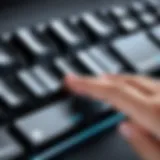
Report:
149,25,160,45
74,50,105,75
53,57,78,77
79,12,113,41
0,48,18,75
139,12,157,27
0,80,25,109
0,128,23,160
88,46,124,73
17,68,48,98
72,96,112,122
47,19,86,51
13,100,82,148
146,0,160,12
32,65,61,94
118,17,139,33
32,113,124,160
10,28,54,65
109,6,128,20
130,1,147,15
111,32,160,73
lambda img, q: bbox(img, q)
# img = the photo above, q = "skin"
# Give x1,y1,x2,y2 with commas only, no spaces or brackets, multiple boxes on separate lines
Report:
64,74,160,160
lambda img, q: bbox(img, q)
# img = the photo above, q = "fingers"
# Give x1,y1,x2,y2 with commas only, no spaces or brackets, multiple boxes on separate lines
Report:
64,74,149,120
65,75,111,100
64,74,160,138
119,122,160,160
101,74,159,95
64,75,148,109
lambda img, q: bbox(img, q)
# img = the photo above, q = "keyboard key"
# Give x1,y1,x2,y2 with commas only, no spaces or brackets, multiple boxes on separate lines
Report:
130,1,147,15
53,57,78,77
32,113,124,160
79,12,113,41
10,28,53,65
0,80,25,109
0,48,18,75
17,69,48,98
72,96,112,122
0,128,23,160
13,100,82,148
109,6,128,20
147,0,160,12
88,46,124,73
74,50,105,75
118,17,139,33
32,65,61,94
111,32,160,73
149,25,160,44
139,12,157,27
48,19,86,51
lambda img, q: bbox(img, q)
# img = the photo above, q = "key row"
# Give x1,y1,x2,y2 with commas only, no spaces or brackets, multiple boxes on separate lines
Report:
2,27,160,114
0,1,159,70
0,45,123,112
1,23,160,79
0,96,112,160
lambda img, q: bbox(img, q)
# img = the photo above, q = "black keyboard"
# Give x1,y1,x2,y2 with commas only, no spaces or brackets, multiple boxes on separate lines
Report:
0,0,160,159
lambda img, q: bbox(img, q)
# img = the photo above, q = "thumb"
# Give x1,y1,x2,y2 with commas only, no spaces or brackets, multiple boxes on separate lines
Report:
119,122,160,160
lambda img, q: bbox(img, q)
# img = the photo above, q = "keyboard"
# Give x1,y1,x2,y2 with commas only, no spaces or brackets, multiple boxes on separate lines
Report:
0,0,160,159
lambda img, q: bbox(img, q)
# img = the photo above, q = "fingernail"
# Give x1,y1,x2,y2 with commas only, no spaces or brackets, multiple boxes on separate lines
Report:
119,123,133,139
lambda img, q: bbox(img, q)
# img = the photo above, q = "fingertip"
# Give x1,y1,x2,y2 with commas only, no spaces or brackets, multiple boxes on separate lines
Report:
64,74,87,94
64,74,79,85
119,122,134,139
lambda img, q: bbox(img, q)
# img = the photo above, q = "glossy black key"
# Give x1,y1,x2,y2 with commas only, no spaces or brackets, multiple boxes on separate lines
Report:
109,6,128,21
88,46,124,73
74,50,105,75
10,28,54,65
0,47,18,75
47,19,86,51
17,68,48,98
32,65,61,94
111,32,160,73
79,12,113,41
0,128,23,160
13,100,81,148
139,12,157,27
0,79,25,109
53,57,78,78
118,17,139,34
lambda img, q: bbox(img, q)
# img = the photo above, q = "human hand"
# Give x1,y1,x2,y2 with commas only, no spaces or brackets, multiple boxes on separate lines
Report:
64,74,160,160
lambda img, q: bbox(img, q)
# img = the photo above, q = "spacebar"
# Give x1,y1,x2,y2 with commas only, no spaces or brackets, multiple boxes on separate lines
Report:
31,113,124,160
